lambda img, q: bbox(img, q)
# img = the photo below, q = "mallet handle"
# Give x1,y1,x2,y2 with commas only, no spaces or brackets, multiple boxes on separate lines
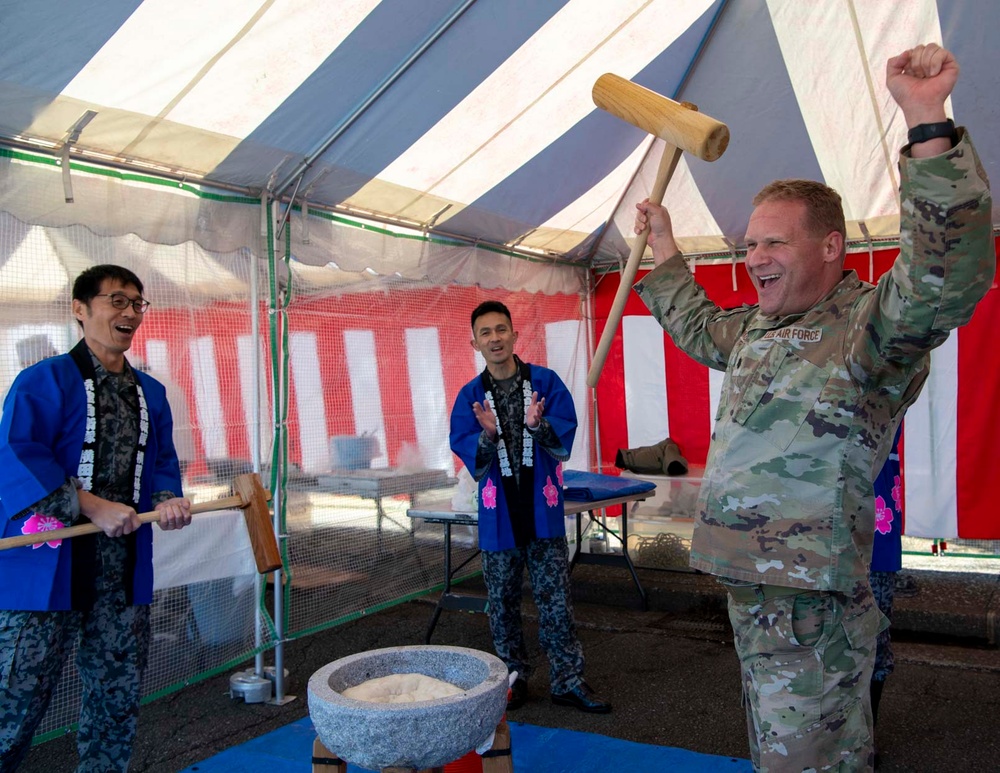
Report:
0,494,249,551
587,143,683,388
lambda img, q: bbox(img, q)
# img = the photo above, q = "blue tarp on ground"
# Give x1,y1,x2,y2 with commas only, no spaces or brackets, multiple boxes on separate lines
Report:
181,716,752,772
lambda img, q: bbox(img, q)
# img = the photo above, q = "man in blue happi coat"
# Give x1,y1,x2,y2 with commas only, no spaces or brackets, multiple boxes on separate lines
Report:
0,264,192,772
450,300,610,714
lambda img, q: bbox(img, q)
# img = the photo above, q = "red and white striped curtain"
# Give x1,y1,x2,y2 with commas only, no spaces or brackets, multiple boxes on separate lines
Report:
593,242,1000,540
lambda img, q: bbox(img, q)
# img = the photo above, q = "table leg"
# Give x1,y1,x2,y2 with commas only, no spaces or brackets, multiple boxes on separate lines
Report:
374,485,411,534
570,510,584,569
375,495,410,549
567,503,647,610
619,503,648,610
424,521,488,643
374,495,387,556
424,523,453,643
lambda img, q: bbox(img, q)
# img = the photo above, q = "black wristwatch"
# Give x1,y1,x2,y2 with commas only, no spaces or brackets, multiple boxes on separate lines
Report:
907,119,958,147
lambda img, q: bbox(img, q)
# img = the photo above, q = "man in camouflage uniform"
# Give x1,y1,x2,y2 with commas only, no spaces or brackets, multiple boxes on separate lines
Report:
632,44,992,771
450,301,610,714
0,265,191,772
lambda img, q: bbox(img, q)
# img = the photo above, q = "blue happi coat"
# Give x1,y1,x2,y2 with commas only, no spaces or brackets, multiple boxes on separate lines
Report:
871,426,903,573
450,364,576,551
0,352,182,610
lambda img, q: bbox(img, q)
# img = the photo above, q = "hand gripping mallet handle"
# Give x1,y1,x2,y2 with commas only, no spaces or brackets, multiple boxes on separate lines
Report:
0,473,282,574
586,74,729,388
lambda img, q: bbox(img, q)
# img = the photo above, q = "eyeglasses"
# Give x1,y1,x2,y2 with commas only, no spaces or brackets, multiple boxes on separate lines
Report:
95,293,151,313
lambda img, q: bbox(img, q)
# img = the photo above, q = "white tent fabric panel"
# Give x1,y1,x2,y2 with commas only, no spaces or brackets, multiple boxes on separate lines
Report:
903,338,960,538
343,328,389,469
2,0,995,266
769,1,943,226
405,326,454,473
189,335,228,459
236,334,273,464
290,331,330,475
374,0,713,209
622,315,669,448
66,0,383,139
0,225,72,303
544,318,591,473
0,156,587,297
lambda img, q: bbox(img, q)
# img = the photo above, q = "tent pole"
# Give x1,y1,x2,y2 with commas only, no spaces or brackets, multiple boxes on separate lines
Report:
271,203,294,704
251,241,265,682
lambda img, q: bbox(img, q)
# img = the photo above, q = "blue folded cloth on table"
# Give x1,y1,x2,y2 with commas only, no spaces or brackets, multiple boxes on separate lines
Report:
562,470,656,502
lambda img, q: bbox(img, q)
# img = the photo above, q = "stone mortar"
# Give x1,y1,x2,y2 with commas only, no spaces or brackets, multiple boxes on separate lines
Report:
307,645,508,770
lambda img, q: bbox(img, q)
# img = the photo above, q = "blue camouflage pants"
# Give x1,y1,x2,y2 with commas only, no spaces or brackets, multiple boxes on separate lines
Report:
0,592,151,773
868,571,896,683
725,583,886,772
480,536,585,694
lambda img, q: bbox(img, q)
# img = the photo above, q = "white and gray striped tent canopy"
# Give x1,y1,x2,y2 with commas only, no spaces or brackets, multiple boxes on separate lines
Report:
1,0,997,270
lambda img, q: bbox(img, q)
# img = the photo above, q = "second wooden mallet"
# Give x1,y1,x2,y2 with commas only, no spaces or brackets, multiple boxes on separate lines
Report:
0,472,282,574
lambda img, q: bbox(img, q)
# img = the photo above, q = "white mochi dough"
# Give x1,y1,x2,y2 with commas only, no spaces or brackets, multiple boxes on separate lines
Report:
341,673,464,703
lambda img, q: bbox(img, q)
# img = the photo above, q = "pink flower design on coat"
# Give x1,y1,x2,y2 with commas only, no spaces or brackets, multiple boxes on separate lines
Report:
482,478,497,510
22,512,64,549
556,463,564,487
543,476,560,507
874,495,894,535
891,474,901,510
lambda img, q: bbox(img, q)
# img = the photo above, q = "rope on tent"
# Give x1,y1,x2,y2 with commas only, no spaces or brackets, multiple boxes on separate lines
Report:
847,0,899,194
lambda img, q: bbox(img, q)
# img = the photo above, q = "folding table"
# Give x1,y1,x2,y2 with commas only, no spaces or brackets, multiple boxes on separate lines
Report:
408,471,656,642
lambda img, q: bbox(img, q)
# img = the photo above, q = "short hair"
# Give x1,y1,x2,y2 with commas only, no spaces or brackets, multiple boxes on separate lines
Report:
470,301,513,332
72,264,145,304
752,179,846,243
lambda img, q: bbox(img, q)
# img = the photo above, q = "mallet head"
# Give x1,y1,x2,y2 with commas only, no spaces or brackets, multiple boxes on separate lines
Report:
233,473,282,574
593,73,729,161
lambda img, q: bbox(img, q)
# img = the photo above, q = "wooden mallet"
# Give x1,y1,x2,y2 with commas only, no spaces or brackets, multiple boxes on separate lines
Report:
586,74,730,387
0,472,283,574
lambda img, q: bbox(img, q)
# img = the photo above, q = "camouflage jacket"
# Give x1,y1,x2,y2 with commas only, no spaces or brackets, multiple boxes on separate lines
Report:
634,130,993,592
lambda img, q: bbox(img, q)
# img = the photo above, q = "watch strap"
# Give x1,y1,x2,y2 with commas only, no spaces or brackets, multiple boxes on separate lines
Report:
907,119,957,146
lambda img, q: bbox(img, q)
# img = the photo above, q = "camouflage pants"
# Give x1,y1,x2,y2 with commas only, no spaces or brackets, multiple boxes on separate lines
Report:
868,571,896,683
481,536,584,694
726,583,886,772
0,594,151,773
